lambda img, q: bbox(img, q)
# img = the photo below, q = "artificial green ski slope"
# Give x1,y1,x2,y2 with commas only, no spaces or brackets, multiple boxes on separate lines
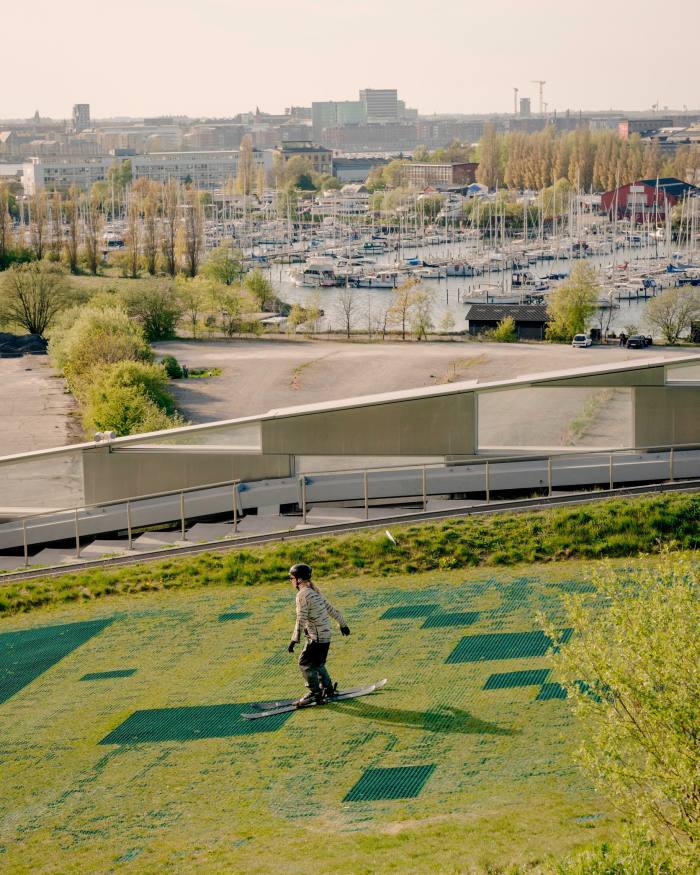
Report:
0,564,621,874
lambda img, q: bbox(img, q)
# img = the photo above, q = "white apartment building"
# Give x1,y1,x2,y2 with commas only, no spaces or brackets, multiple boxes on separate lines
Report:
22,150,266,194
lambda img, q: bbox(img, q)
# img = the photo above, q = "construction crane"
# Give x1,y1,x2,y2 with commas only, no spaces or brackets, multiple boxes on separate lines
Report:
531,80,546,115
513,86,519,115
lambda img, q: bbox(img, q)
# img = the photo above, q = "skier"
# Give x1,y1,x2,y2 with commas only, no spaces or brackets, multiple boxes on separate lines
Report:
287,563,350,708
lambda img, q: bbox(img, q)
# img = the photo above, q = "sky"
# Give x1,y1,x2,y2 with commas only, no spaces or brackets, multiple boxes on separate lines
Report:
3,0,699,120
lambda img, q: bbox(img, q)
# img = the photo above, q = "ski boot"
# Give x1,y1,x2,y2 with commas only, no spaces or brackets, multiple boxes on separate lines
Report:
295,690,325,708
323,682,338,700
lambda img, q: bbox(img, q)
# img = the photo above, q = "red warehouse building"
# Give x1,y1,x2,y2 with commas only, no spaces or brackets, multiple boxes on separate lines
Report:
601,177,699,222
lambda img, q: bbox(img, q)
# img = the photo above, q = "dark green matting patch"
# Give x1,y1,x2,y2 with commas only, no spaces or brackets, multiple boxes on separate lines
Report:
445,629,573,664
380,604,439,619
0,619,113,705
549,581,597,594
344,764,436,802
422,611,480,628
80,669,137,681
218,612,252,621
536,682,568,701
483,669,550,690
100,702,292,744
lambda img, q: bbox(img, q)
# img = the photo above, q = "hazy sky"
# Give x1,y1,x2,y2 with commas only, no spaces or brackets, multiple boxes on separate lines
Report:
4,0,699,119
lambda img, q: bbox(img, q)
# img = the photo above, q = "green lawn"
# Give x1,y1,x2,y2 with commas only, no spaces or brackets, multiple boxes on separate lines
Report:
0,562,623,874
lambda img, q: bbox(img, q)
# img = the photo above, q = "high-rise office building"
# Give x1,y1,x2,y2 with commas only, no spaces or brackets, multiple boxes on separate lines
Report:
72,104,91,132
359,89,398,122
519,98,531,117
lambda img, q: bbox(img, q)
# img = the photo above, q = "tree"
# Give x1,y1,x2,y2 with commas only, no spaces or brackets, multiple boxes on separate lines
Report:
0,183,12,266
48,192,63,262
546,261,600,341
122,190,141,279
410,288,434,340
0,263,73,337
383,159,409,189
142,182,160,275
476,123,503,190
211,284,255,337
182,186,203,278
644,287,700,344
63,186,80,273
335,286,357,339
282,155,315,190
439,310,456,333
387,277,421,340
161,179,181,277
550,555,700,867
82,188,103,275
244,269,273,309
29,191,48,260
174,275,209,338
236,135,256,196
122,284,183,341
202,244,244,286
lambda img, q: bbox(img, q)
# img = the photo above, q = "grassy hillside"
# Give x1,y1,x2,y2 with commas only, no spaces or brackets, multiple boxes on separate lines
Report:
0,562,623,874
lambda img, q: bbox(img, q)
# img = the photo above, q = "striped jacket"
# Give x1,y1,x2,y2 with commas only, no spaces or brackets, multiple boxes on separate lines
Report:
292,583,347,644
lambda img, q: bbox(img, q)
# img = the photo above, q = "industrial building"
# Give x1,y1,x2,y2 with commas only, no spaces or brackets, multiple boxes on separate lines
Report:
600,177,699,221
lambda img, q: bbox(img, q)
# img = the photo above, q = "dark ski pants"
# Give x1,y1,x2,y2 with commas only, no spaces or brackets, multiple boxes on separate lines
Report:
298,640,333,695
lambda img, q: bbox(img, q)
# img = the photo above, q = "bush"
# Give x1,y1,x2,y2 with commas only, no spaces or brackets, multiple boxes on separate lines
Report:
48,303,152,392
121,284,182,341
84,383,181,436
86,361,175,414
160,354,182,379
490,316,518,342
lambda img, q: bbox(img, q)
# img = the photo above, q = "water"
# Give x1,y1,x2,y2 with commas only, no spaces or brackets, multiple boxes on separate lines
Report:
266,239,679,336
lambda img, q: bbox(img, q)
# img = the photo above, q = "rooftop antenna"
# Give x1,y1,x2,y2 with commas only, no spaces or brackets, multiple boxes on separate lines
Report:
531,80,546,114
513,87,519,115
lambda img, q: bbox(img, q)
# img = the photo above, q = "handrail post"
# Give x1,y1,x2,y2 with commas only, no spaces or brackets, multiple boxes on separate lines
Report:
180,491,186,541
126,500,133,550
669,447,674,482
233,482,239,532
363,470,369,520
547,457,553,497
22,518,29,567
74,508,81,559
485,461,490,503
300,476,307,524
609,453,614,490
422,466,427,511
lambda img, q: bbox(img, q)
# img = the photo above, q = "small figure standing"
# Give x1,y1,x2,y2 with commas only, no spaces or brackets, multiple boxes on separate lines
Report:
287,563,350,707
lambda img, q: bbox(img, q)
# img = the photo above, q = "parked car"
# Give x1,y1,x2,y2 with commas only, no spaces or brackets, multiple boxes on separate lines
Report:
626,335,647,349
572,334,592,348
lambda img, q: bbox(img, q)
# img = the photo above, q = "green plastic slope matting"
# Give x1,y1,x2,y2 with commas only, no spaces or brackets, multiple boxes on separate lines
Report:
100,702,293,744
344,764,436,802
483,669,550,690
536,682,568,700
422,611,480,628
80,669,137,681
445,629,573,664
218,612,252,621
0,619,113,705
380,604,439,619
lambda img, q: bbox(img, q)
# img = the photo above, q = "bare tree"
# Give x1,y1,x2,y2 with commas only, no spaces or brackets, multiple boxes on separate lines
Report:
236,135,256,196
161,179,180,277
82,187,103,275
335,286,357,339
182,187,203,278
30,192,48,260
49,192,63,260
142,182,159,275
63,186,80,273
387,277,420,341
0,184,12,265
123,189,141,278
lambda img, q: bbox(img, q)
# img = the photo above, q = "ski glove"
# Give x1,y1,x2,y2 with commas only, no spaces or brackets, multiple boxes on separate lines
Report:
340,626,351,636
288,641,296,653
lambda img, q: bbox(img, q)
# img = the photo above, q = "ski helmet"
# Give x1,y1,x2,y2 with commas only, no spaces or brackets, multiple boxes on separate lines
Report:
289,563,312,581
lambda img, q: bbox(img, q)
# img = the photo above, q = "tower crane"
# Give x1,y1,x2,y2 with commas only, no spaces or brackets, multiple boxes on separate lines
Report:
531,80,546,115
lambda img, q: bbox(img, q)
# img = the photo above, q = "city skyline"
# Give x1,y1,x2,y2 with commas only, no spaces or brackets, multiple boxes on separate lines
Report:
2,0,699,119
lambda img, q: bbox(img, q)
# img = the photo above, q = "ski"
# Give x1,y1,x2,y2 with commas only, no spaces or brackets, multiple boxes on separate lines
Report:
242,679,387,720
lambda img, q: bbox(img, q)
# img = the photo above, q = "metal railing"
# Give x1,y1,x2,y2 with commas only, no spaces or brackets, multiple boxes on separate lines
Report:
5,440,700,567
